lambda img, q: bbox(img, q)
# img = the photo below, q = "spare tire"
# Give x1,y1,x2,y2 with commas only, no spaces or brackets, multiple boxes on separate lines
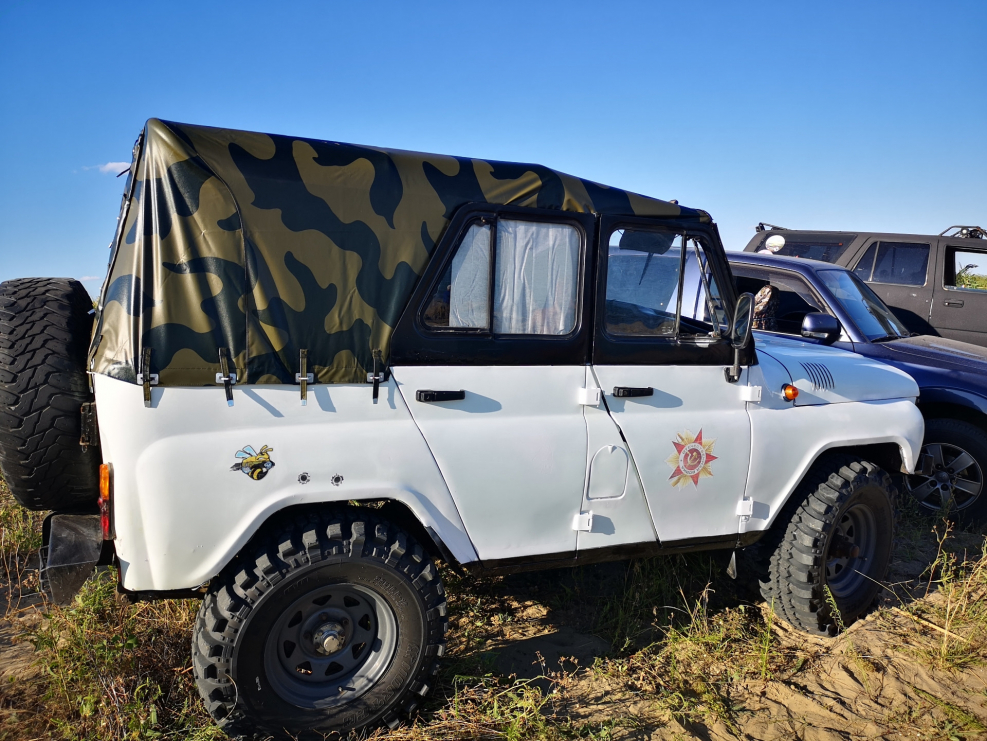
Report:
0,278,100,511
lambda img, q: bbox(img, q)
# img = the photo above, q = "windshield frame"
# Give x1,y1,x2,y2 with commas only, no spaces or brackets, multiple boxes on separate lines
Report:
816,268,910,342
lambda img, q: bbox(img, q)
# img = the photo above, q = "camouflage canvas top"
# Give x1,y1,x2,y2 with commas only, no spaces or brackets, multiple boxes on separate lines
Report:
91,119,705,386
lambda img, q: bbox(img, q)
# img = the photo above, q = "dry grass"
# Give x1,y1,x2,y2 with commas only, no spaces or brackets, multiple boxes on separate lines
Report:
2,478,987,740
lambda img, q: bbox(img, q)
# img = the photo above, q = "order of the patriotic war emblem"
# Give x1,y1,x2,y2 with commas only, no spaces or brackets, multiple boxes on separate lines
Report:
666,429,717,488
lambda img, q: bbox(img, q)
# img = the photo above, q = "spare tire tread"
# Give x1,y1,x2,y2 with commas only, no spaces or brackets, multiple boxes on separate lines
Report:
0,277,99,512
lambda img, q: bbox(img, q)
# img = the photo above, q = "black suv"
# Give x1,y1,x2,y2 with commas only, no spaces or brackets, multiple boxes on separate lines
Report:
742,225,987,347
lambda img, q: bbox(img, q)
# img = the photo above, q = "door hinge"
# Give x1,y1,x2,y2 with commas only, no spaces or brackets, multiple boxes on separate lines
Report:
79,402,99,450
577,388,602,407
739,385,762,403
572,511,594,532
736,498,753,517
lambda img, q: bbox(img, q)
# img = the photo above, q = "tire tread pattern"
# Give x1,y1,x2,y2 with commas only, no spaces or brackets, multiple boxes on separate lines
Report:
757,454,895,635
191,508,448,738
0,277,98,511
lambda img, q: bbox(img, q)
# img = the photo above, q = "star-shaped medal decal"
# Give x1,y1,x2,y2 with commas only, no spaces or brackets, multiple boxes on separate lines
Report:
666,429,718,488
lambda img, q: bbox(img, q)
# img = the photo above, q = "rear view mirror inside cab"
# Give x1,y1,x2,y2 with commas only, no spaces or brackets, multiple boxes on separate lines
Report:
618,229,675,254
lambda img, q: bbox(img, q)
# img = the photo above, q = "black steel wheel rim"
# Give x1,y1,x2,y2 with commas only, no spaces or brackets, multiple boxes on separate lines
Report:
263,581,398,709
906,442,984,513
825,502,878,599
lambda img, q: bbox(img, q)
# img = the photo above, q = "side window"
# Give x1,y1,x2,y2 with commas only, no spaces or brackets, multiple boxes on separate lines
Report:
852,243,877,281
423,219,580,335
732,266,825,335
853,241,929,286
604,228,725,339
946,248,987,291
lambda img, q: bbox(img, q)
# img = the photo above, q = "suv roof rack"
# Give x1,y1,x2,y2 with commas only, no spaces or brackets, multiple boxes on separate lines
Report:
940,225,986,239
754,222,789,232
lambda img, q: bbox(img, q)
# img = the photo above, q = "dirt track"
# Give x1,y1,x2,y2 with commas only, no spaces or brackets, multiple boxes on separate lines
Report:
2,521,987,740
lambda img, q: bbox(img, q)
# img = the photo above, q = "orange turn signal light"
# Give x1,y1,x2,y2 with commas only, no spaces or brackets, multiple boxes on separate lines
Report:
98,463,114,540
782,384,799,402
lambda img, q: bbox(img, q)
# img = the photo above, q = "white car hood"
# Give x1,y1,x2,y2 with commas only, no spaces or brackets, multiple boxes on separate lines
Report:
753,333,919,406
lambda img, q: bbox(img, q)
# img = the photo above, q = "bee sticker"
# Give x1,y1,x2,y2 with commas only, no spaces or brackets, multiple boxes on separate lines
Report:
231,445,275,480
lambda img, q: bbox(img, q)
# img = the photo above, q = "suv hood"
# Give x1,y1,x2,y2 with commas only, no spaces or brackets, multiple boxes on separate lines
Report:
880,335,987,372
753,333,919,406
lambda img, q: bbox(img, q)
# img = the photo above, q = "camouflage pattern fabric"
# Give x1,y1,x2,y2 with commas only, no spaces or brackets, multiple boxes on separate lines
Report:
91,119,705,386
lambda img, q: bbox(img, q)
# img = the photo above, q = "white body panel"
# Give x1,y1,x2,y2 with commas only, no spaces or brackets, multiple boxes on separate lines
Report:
392,366,587,561
577,366,659,551
753,334,920,407
592,364,753,542
96,331,924,590
94,374,477,592
744,397,923,530
739,343,924,531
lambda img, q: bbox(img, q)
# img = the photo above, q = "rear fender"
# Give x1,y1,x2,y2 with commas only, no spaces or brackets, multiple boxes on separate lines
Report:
93,375,478,592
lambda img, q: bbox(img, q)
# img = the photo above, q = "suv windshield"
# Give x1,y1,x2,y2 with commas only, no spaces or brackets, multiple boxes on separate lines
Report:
754,233,856,263
817,269,909,341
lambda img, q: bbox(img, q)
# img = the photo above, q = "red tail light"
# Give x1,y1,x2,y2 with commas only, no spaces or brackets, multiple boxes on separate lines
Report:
98,463,114,540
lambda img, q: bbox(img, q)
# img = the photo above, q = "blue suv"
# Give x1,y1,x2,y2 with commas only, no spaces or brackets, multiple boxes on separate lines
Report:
729,251,987,526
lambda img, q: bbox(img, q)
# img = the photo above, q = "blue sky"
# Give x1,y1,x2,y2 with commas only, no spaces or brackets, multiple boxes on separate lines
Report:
1,0,984,293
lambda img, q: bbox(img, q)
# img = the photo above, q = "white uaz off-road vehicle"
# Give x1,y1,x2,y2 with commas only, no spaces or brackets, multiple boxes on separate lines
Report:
0,120,923,739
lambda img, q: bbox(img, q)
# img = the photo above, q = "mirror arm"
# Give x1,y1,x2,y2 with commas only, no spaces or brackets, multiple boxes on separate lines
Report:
724,348,742,383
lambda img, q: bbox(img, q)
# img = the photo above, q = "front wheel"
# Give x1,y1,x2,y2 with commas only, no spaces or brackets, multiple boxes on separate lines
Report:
192,509,447,739
757,456,895,635
904,417,987,527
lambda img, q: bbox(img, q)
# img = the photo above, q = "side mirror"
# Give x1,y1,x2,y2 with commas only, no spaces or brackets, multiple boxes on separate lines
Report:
725,293,754,383
801,313,841,345
731,293,754,349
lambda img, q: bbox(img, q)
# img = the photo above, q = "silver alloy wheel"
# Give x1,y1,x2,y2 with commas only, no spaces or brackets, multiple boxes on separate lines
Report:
906,442,984,514
825,503,877,599
264,582,398,709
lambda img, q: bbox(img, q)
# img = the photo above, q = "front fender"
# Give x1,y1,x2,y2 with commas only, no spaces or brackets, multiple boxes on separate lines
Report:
918,386,987,418
744,398,924,532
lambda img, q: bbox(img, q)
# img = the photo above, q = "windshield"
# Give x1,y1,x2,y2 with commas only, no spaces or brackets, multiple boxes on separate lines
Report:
817,269,909,341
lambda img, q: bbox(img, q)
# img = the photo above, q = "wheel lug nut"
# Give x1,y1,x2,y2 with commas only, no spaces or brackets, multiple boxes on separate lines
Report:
319,613,329,621
304,631,312,640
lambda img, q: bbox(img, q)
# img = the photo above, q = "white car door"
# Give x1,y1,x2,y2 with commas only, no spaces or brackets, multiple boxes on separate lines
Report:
392,211,594,564
592,220,754,543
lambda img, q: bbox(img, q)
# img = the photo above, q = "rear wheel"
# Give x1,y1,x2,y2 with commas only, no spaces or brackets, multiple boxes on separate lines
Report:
905,417,987,527
756,455,895,635
192,509,447,739
0,278,99,511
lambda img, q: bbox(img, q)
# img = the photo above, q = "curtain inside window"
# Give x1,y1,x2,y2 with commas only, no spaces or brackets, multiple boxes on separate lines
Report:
449,223,491,328
494,221,578,335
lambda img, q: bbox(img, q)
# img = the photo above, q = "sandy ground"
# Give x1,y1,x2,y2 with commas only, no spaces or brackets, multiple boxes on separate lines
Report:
2,526,986,740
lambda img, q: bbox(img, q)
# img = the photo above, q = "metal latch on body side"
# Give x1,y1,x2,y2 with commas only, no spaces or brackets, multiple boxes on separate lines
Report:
577,387,602,407
736,498,753,533
138,347,157,408
572,511,594,532
216,348,237,407
366,349,389,404
296,349,314,406
739,385,762,403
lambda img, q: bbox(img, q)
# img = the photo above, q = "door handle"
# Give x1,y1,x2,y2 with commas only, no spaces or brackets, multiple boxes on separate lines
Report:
416,389,466,403
943,299,965,307
612,386,654,398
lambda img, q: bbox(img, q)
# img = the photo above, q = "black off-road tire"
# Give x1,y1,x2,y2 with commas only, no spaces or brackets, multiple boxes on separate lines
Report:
755,455,895,636
0,278,99,511
905,417,987,527
192,508,448,740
